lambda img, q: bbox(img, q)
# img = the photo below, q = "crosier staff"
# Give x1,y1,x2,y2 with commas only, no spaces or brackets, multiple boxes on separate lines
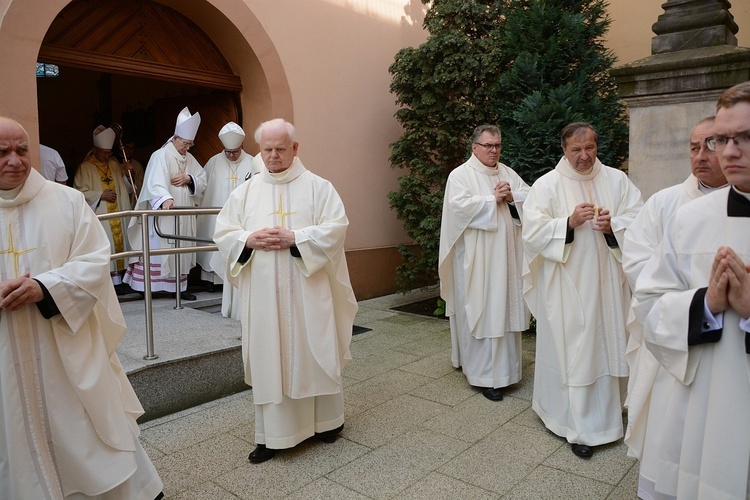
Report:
110,123,138,204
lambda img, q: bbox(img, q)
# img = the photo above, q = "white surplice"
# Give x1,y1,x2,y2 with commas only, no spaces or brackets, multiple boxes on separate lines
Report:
633,187,750,500
621,175,712,469
522,157,642,445
124,141,206,292
0,169,162,499
439,155,530,388
74,156,133,278
214,158,358,449
196,150,255,319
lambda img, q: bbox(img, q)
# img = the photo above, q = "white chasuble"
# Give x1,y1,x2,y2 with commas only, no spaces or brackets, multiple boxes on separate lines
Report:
439,155,530,387
522,157,642,444
74,156,133,274
0,170,161,499
196,150,254,276
126,141,206,285
634,187,750,500
214,158,357,409
620,174,705,462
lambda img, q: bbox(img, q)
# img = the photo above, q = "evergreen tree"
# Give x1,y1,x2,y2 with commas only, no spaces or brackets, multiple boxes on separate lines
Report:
388,0,509,290
389,0,628,291
495,0,628,183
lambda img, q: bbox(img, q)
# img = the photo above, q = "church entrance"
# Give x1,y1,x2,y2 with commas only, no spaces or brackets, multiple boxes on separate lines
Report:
36,0,243,180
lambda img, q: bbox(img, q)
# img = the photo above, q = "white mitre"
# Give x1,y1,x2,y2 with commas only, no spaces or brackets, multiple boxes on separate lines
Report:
93,125,116,149
218,122,245,150
174,107,201,140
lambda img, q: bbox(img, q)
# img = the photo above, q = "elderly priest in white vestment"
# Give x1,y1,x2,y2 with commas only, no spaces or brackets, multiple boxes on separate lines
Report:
439,124,530,401
214,118,358,463
522,122,643,459
0,117,163,499
74,125,135,292
197,122,256,319
633,81,750,500
621,117,728,500
124,107,206,300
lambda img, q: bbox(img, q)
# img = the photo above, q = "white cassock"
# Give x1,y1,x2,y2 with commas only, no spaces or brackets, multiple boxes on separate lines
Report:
522,157,642,445
124,141,206,292
214,158,358,449
196,150,255,319
439,155,530,388
0,169,162,499
621,174,725,481
634,186,750,500
74,156,133,282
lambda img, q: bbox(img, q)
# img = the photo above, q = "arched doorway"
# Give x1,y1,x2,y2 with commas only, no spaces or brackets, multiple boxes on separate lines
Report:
37,0,243,177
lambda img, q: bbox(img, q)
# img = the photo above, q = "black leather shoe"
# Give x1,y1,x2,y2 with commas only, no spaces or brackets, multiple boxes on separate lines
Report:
571,443,593,458
177,291,196,301
481,387,504,401
316,424,344,443
248,444,276,463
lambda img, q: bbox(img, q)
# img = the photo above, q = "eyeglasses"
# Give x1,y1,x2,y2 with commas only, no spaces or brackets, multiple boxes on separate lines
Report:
706,133,750,152
474,142,502,151
225,149,242,157
176,138,194,148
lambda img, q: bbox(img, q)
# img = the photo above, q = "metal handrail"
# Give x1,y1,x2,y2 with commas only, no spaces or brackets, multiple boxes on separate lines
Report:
98,206,223,360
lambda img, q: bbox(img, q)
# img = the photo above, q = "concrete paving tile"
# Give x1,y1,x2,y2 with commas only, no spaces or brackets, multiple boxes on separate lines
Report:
392,331,451,358
380,313,436,326
398,351,455,379
542,439,637,485
344,370,434,412
438,446,538,495
327,427,471,499
482,422,565,463
355,307,401,322
606,461,639,499
343,395,449,448
141,396,254,454
171,481,241,499
344,352,424,386
408,369,478,407
396,471,497,500
502,368,534,401
348,326,422,359
215,437,369,499
139,436,165,462
285,478,371,500
422,393,528,443
153,432,251,496
510,406,550,432
503,465,614,499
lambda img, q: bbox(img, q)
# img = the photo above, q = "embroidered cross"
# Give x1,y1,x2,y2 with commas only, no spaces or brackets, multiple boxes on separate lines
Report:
0,224,36,278
269,194,296,228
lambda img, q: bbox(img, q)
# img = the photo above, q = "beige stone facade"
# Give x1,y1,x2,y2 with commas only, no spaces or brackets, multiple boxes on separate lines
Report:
0,0,747,297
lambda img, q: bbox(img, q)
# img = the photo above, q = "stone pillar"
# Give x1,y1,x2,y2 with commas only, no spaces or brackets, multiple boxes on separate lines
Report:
612,0,750,199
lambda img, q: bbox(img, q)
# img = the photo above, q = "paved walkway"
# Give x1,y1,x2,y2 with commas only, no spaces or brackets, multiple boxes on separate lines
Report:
137,289,639,499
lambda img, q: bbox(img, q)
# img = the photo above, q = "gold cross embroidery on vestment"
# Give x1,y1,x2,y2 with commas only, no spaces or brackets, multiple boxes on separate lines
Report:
269,194,296,228
0,224,37,278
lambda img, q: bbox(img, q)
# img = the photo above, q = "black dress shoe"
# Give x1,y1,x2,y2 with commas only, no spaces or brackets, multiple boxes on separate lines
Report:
481,387,504,401
316,424,344,443
172,291,197,301
571,443,593,458
248,444,276,463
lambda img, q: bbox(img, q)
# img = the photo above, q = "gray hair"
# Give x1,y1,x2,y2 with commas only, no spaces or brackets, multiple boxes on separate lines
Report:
471,124,501,143
254,118,296,144
561,122,597,149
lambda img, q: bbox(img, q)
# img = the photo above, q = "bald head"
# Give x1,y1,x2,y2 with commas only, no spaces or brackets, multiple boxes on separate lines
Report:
0,117,32,190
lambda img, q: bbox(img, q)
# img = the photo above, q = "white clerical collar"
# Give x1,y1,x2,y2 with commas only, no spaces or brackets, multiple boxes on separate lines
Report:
0,183,23,200
698,181,729,194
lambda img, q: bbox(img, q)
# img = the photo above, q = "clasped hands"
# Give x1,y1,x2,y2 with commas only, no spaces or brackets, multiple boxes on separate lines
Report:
707,246,750,317
171,174,191,187
0,273,43,311
493,181,513,203
569,202,612,234
245,226,296,251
